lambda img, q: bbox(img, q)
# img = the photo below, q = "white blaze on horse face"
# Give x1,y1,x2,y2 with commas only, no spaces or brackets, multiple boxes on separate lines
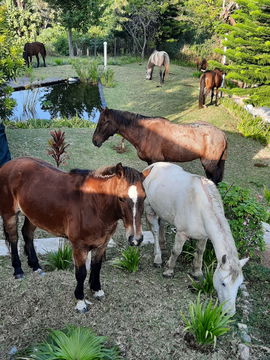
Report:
213,265,243,315
128,185,138,236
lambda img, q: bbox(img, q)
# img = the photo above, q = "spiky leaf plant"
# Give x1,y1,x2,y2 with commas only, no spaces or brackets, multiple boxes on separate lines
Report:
112,246,140,273
189,262,216,295
18,325,121,360
44,240,73,271
181,293,233,348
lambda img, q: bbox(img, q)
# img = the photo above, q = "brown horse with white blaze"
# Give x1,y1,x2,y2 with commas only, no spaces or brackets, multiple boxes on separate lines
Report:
23,42,46,68
92,108,228,184
199,68,223,108
0,157,148,312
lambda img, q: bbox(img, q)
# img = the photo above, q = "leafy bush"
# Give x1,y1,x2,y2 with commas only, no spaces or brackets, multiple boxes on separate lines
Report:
263,186,270,206
218,182,268,257
72,59,99,84
19,325,121,360
189,262,215,295
100,68,115,88
181,293,233,348
113,246,140,273
222,98,270,145
44,240,73,271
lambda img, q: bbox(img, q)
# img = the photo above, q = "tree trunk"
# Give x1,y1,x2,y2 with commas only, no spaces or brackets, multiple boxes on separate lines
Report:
94,40,97,57
114,38,117,57
67,27,74,57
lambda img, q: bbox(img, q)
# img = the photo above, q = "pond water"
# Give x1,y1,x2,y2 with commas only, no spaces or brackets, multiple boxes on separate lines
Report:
10,82,102,122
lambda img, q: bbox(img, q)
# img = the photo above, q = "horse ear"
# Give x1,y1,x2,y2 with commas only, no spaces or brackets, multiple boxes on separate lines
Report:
239,257,249,268
141,166,152,179
115,163,124,178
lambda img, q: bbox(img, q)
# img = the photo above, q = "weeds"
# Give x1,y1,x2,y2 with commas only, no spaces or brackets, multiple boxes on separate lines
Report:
181,293,233,348
263,186,270,206
72,59,99,84
18,325,121,360
100,68,115,87
112,246,140,273
4,117,96,129
44,240,73,271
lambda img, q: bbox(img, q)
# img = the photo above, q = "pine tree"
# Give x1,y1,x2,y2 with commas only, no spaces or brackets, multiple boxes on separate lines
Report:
215,0,270,107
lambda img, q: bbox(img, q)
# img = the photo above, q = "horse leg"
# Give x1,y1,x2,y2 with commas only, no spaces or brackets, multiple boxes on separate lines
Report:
192,238,207,279
42,54,46,67
73,246,89,312
89,244,108,298
29,56,32,67
145,202,162,266
3,214,24,278
36,55,40,68
21,217,43,274
159,218,166,250
215,88,219,106
210,88,214,105
163,231,188,277
159,68,163,84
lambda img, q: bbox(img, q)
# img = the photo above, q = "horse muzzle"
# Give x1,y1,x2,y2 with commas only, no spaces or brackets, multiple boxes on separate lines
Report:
128,235,143,247
92,138,102,147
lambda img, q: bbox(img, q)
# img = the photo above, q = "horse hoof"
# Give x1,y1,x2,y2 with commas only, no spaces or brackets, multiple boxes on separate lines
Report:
93,290,105,300
189,272,204,281
75,300,91,313
163,270,174,278
14,273,24,279
34,268,46,277
154,262,162,268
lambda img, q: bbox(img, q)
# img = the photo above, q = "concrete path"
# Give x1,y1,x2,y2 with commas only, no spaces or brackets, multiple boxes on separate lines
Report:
0,231,155,256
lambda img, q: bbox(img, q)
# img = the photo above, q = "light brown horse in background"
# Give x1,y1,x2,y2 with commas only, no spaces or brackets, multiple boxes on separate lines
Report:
199,68,223,108
146,50,170,84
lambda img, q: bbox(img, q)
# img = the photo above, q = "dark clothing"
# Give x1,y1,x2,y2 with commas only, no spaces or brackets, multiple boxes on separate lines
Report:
0,123,11,166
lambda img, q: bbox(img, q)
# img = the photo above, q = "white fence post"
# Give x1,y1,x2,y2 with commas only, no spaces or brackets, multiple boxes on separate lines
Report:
104,41,107,69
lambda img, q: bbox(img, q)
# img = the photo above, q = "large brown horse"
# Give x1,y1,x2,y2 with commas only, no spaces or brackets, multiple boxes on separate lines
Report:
146,50,170,84
0,157,148,312
92,108,228,184
199,68,223,108
23,42,46,68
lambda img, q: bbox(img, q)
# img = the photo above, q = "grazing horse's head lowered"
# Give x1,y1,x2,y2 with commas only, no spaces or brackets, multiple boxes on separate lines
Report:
92,107,119,147
146,50,170,84
0,157,149,312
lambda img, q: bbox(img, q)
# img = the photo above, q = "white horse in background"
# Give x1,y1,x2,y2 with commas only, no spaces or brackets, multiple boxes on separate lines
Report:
143,162,249,315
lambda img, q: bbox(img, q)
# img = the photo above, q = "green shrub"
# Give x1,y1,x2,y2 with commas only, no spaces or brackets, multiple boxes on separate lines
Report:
113,246,140,273
218,182,268,257
222,98,270,145
100,68,115,88
4,117,96,129
181,293,233,348
72,59,99,84
263,186,270,206
44,240,73,271
18,325,121,360
189,262,215,295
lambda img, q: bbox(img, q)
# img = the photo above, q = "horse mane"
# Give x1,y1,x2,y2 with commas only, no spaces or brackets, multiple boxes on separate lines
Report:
94,164,142,183
201,178,241,278
108,109,154,127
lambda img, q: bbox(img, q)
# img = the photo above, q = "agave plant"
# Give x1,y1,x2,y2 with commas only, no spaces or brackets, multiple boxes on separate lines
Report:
181,293,233,348
18,325,121,360
112,246,140,273
188,262,216,295
44,240,73,271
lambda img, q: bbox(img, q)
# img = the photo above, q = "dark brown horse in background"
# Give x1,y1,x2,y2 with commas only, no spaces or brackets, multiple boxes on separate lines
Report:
0,157,148,312
23,42,46,67
199,68,223,108
146,50,170,84
92,108,228,184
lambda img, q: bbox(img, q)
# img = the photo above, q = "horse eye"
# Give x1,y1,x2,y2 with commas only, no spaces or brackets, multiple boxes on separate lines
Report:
222,282,226,287
119,197,125,203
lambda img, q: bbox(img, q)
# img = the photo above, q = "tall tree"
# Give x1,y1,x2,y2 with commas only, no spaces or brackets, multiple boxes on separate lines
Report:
216,0,270,106
44,0,104,57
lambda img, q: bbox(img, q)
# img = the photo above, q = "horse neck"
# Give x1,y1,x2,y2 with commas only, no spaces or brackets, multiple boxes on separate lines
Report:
115,117,142,147
81,176,121,221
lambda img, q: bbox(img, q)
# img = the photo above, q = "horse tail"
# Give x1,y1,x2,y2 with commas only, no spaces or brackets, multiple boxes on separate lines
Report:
199,73,206,108
164,52,170,75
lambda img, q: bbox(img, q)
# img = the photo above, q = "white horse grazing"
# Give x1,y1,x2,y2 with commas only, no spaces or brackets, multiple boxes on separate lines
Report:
143,162,249,315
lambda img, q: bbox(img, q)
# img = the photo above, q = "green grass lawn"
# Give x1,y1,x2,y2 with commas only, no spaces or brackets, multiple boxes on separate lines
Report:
9,60,270,198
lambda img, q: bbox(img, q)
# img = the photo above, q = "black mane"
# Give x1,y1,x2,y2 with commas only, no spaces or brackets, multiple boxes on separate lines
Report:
95,164,142,183
108,108,156,127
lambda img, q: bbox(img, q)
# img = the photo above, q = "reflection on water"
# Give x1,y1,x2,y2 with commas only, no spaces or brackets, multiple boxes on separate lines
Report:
10,82,102,122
